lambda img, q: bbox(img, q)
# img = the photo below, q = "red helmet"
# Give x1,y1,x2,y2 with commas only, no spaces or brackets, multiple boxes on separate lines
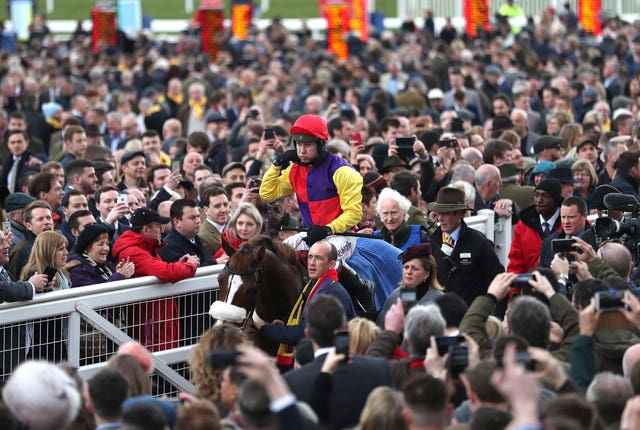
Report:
290,114,329,142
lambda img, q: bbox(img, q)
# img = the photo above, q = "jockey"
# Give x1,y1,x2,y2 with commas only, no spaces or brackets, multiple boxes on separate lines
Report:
253,240,355,367
259,114,363,246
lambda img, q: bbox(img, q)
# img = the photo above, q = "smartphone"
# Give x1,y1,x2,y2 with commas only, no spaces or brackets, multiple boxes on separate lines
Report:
351,132,362,146
249,178,262,189
207,350,240,369
552,238,576,254
595,290,627,311
513,274,534,288
171,160,181,171
436,335,465,356
44,266,57,282
446,345,469,377
439,138,458,148
249,109,260,118
396,137,414,160
264,128,275,140
334,329,349,361
2,221,10,232
117,194,129,206
399,287,417,312
496,350,535,371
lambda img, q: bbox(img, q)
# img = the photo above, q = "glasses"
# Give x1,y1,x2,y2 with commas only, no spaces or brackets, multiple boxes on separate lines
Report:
573,172,589,178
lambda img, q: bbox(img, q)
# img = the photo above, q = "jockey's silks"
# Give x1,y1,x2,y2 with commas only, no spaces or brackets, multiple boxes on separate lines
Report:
259,152,363,234
275,268,339,366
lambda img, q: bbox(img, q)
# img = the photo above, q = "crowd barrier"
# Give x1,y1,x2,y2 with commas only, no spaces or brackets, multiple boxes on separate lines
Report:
0,210,522,393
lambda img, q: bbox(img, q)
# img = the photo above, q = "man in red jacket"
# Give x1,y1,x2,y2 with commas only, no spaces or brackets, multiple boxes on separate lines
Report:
507,179,563,274
112,207,200,351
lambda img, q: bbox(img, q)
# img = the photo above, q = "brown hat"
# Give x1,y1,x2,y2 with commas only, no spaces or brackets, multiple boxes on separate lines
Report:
400,243,433,264
426,187,471,213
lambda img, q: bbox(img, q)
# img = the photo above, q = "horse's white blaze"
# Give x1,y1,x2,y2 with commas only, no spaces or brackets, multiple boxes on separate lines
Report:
226,274,243,305
252,311,268,326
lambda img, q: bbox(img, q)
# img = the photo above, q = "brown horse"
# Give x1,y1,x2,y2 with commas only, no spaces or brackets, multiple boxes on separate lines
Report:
210,235,304,354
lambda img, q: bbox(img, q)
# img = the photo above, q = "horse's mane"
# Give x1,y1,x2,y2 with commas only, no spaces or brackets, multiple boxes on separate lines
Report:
246,234,301,268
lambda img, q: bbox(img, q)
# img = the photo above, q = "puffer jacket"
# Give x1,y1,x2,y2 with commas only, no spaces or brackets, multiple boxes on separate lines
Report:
112,230,197,351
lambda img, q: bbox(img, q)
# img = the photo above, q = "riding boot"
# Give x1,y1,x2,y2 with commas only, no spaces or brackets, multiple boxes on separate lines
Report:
337,262,376,315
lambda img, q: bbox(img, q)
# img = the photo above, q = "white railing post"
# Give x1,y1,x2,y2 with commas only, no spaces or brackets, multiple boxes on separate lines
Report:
68,310,81,368
493,215,513,269
477,209,495,242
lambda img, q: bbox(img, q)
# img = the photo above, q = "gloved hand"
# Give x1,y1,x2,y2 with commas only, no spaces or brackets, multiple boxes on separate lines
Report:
272,149,300,168
304,225,332,246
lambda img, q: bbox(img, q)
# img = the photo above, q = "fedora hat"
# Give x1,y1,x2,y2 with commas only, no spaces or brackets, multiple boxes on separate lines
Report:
426,187,471,213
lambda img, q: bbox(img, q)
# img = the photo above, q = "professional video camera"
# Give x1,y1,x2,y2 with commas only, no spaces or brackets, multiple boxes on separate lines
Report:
594,193,640,263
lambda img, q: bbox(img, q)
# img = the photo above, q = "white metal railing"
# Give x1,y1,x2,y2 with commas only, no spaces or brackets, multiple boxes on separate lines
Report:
465,209,512,268
0,264,223,395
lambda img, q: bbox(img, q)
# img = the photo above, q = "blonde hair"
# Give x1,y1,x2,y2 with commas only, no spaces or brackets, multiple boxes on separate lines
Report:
359,387,408,430
348,317,381,355
227,202,263,240
20,231,69,287
572,158,598,190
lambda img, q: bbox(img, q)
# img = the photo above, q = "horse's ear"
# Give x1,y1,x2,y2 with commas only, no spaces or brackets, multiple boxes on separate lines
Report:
257,246,267,263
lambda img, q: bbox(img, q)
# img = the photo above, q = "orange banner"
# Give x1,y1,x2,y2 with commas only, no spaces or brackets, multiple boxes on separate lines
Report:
91,7,116,54
463,0,489,38
200,8,224,61
231,3,252,41
324,5,349,64
349,0,368,41
578,0,601,35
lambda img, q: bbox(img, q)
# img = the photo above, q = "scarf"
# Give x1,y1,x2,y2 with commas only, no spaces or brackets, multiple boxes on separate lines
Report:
46,117,61,129
168,93,184,106
275,268,339,366
382,223,410,248
82,252,113,282
189,96,207,120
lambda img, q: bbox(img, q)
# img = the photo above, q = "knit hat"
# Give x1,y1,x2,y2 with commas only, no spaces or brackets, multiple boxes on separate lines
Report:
363,172,388,194
42,102,63,119
535,179,563,206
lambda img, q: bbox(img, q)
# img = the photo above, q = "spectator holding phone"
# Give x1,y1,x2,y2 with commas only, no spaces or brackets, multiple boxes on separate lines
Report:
20,230,69,291
20,230,71,363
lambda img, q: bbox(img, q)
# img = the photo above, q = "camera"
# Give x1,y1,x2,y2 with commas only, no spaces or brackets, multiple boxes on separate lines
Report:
339,103,355,121
435,335,464,356
399,287,417,312
249,109,260,118
263,128,275,140
207,350,240,369
249,178,262,189
594,290,627,311
594,193,640,264
439,138,458,148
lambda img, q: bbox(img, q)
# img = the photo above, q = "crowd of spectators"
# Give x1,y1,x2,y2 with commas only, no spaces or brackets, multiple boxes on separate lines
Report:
4,1,640,429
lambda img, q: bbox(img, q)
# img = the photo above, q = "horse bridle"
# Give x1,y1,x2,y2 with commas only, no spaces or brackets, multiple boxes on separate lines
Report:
221,247,263,329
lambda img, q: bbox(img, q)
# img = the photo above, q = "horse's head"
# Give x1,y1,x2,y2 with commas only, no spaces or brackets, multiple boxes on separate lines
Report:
210,244,266,326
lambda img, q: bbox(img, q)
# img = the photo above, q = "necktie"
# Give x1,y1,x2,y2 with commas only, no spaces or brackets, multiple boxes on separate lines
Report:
444,234,454,247
542,221,550,236
0,267,10,282
7,155,20,193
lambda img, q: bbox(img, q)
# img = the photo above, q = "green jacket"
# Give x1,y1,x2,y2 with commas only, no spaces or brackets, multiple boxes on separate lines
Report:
460,293,579,363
